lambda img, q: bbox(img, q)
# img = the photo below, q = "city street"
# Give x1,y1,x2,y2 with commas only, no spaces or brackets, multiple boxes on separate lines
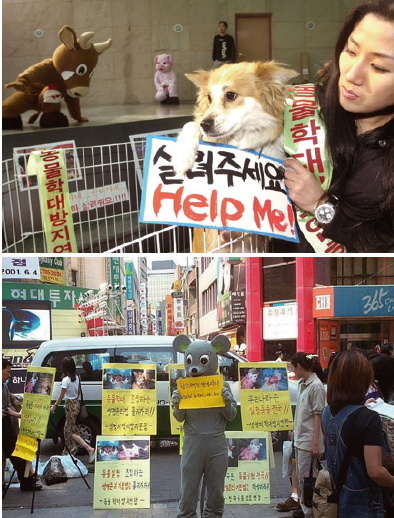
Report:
3,439,291,518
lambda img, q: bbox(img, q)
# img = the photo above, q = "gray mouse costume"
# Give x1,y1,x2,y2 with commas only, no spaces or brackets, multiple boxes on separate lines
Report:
172,334,237,518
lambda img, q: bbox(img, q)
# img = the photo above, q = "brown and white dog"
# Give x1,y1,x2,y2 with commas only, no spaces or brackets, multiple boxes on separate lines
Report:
172,61,298,252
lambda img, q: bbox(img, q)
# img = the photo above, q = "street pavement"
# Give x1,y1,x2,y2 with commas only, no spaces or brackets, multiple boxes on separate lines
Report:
2,439,292,518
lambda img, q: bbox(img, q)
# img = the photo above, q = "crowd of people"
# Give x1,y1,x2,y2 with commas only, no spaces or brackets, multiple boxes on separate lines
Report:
275,346,394,518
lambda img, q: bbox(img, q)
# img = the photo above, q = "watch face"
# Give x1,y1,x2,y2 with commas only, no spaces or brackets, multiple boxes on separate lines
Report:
315,203,335,225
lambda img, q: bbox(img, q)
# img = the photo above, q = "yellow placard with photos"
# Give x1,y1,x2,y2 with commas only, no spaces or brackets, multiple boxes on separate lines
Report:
177,375,224,409
239,362,293,431
102,363,157,436
225,431,270,505
93,435,150,509
168,363,185,435
18,366,56,441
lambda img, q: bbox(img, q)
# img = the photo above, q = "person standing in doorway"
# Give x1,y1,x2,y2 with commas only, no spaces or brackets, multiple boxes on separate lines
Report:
212,21,236,69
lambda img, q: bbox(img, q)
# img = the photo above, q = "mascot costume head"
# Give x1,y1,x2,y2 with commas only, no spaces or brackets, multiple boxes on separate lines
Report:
2,26,112,129
171,334,237,518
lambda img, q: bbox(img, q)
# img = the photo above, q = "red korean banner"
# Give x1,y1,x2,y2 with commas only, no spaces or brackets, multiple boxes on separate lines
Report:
27,148,78,253
140,137,299,244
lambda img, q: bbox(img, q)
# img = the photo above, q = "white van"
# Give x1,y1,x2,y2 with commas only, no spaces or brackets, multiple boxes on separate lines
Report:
31,335,246,449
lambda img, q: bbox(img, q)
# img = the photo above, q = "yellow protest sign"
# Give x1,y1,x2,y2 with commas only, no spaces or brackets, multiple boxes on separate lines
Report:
239,362,293,431
93,435,150,509
27,148,78,253
18,366,56,441
225,431,270,505
177,375,224,409
12,434,38,463
168,364,185,434
102,364,157,436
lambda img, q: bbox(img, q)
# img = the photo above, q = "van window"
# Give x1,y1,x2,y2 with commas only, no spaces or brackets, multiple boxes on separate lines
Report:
42,349,111,382
218,355,239,382
113,348,176,381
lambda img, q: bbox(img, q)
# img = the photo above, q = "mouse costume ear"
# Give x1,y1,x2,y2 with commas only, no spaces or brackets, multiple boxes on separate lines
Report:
173,334,191,353
211,334,231,355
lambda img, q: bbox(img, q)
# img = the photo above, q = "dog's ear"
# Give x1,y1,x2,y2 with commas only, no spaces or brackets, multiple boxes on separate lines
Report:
185,70,211,89
272,65,299,85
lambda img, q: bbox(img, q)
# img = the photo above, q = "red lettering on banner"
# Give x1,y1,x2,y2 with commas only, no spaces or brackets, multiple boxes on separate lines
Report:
153,184,184,217
220,198,244,227
43,161,61,169
210,189,218,221
184,194,209,222
253,198,286,233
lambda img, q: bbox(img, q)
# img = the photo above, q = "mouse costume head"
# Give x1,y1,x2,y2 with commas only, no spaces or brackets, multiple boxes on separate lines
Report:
173,334,231,377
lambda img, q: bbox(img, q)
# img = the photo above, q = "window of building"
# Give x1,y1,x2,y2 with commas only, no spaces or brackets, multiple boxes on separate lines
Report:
332,257,394,285
201,282,217,316
263,258,296,302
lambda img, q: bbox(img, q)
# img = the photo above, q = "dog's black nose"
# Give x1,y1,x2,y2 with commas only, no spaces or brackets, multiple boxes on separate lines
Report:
200,119,213,132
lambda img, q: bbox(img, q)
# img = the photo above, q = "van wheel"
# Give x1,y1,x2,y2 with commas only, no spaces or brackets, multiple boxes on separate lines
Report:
57,415,100,454
77,418,100,449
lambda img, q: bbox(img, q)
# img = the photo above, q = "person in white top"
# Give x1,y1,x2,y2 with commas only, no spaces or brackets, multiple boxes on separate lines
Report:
50,357,95,462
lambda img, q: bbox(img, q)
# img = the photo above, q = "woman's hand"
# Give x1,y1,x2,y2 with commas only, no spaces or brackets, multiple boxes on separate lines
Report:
284,158,326,214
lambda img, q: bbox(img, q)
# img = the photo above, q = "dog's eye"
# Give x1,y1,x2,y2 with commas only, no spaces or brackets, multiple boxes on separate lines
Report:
226,91,237,101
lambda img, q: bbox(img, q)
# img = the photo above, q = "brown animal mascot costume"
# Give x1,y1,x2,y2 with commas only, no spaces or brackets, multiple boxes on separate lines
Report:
2,26,112,130
172,334,237,518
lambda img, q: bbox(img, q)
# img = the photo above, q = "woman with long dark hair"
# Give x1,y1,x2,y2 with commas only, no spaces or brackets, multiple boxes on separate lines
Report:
323,349,394,516
284,0,394,252
50,357,95,462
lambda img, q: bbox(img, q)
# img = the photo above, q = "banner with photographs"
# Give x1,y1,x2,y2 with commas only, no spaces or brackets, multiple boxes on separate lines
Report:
168,363,185,435
239,362,293,431
225,431,270,505
93,435,150,509
102,363,157,435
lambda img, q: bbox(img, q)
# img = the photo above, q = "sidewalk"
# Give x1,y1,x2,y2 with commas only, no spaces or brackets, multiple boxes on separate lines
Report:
2,447,292,518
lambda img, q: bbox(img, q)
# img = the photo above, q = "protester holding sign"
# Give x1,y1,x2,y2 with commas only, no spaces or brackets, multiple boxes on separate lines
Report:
2,359,42,491
282,0,394,253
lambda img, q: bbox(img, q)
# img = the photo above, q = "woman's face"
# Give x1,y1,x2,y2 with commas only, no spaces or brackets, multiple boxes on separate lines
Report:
338,14,394,129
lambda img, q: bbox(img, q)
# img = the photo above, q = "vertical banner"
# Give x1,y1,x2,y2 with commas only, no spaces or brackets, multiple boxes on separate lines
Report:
168,364,185,435
125,261,134,300
102,364,157,435
225,431,270,505
109,258,122,318
93,435,150,509
13,366,56,460
239,362,293,431
27,148,78,253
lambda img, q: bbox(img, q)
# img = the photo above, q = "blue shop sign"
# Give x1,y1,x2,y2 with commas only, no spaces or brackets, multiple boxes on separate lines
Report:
334,285,394,317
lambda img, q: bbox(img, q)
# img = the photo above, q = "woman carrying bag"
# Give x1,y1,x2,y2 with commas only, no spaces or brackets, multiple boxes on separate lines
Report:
323,349,394,517
50,357,95,463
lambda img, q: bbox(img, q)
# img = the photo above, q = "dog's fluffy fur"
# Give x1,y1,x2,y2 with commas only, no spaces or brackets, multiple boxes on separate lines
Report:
172,61,298,253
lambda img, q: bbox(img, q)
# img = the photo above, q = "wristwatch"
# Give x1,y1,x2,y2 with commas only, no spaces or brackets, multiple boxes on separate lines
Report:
314,195,338,226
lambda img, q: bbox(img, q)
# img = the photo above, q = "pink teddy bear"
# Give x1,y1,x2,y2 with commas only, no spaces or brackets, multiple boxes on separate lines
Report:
154,54,179,104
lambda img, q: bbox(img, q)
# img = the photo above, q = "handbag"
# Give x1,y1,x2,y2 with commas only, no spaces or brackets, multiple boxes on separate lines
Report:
304,457,319,508
10,392,22,413
78,376,88,421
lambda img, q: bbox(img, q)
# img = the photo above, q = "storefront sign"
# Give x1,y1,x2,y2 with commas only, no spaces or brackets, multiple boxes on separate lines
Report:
263,303,298,340
313,285,394,317
2,257,41,280
39,257,65,284
3,282,94,309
